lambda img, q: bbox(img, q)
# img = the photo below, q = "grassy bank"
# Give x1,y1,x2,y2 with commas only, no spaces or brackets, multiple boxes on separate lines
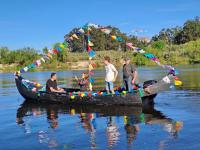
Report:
1,39,200,73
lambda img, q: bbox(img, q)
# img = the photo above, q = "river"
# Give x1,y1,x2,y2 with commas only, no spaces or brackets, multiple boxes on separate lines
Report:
0,65,200,150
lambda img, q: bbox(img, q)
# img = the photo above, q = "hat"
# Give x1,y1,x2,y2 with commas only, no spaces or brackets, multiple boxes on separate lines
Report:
124,57,130,61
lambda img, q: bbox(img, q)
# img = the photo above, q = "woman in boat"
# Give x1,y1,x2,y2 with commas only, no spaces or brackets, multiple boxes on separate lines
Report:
104,56,118,94
75,72,89,91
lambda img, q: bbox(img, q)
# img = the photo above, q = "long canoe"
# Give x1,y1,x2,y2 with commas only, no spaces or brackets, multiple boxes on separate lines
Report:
15,75,171,106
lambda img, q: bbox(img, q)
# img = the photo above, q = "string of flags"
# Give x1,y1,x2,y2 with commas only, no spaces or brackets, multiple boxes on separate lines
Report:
17,22,182,87
86,24,96,91
17,42,68,74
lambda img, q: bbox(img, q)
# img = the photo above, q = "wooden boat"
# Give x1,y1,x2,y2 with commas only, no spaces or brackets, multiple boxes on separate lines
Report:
15,75,171,106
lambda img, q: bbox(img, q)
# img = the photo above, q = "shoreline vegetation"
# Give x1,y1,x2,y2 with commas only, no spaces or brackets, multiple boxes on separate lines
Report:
1,17,200,73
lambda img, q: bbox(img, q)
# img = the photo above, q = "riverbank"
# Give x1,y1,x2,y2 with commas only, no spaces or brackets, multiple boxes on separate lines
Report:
1,49,200,73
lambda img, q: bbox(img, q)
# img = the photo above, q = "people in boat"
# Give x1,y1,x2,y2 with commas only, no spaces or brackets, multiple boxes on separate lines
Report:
46,73,65,93
104,56,118,94
123,57,138,92
74,72,89,91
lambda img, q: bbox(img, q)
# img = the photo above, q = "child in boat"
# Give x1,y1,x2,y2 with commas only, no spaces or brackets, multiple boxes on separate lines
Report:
75,72,89,91
104,56,118,94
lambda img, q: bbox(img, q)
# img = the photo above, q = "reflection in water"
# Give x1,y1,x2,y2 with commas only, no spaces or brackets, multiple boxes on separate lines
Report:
106,116,120,148
16,100,183,149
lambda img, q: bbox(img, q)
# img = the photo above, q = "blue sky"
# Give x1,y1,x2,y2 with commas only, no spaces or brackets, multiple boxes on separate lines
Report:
0,0,199,51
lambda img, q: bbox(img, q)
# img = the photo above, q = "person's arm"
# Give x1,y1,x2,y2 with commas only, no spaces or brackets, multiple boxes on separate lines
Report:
50,87,60,92
50,87,65,93
131,65,138,84
111,65,118,82
132,71,138,84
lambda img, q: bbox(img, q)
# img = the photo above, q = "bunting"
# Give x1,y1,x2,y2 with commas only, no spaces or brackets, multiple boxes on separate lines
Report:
18,42,68,74
18,22,182,87
86,25,96,91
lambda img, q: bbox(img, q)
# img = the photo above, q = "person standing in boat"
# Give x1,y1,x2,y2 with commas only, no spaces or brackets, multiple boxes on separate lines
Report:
46,73,65,93
123,57,138,92
104,56,118,94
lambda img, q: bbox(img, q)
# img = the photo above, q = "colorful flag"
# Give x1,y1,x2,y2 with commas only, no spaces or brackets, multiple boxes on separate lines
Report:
88,41,94,46
78,28,85,34
72,34,79,39
40,57,46,63
89,50,95,58
111,35,117,40
101,28,112,34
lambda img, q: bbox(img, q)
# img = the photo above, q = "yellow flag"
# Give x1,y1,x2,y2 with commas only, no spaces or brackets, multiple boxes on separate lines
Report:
72,34,79,39
89,64,93,71
111,35,117,40
70,109,75,115
174,80,182,86
124,116,128,124
47,53,52,59
60,43,65,49
89,83,93,91
88,41,94,46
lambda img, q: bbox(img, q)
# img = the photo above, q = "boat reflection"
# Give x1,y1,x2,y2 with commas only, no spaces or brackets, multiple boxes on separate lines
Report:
16,100,183,149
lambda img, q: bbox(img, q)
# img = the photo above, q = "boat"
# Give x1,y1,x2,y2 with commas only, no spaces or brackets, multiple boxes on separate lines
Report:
15,74,172,106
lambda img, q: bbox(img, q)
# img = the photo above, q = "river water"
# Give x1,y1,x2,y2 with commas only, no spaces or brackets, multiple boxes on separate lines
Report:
0,65,200,150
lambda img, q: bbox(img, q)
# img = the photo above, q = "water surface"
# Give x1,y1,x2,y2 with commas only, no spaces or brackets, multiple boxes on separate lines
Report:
0,65,200,150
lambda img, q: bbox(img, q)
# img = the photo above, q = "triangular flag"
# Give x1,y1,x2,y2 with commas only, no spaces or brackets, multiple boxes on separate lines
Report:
144,53,155,59
40,57,46,63
101,28,111,34
174,80,182,86
91,63,97,68
69,36,74,40
162,76,171,84
47,53,53,59
89,77,95,83
60,43,65,49
23,67,29,72
111,35,117,40
36,60,41,66
53,49,59,54
89,71,94,76
78,28,85,34
56,47,62,52
89,83,93,91
89,64,94,71
72,34,79,39
116,36,123,42
20,68,25,73
88,41,94,46
139,49,146,54
89,50,95,58
88,45,92,51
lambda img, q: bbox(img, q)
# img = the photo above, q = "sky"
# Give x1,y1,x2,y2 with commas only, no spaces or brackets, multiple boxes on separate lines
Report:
0,0,200,51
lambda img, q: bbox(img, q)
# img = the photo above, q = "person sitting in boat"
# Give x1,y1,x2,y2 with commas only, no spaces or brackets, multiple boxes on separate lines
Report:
123,57,138,92
46,73,65,93
104,56,118,94
74,72,89,91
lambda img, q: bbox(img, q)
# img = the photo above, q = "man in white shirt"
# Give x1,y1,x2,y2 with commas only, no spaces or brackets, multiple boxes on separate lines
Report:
104,56,118,94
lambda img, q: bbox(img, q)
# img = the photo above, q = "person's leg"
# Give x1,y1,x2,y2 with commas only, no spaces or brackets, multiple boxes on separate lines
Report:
106,82,110,94
123,79,128,91
109,82,115,94
128,76,133,92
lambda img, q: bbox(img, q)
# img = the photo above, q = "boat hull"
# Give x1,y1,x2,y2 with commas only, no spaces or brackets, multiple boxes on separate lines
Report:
15,76,156,106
